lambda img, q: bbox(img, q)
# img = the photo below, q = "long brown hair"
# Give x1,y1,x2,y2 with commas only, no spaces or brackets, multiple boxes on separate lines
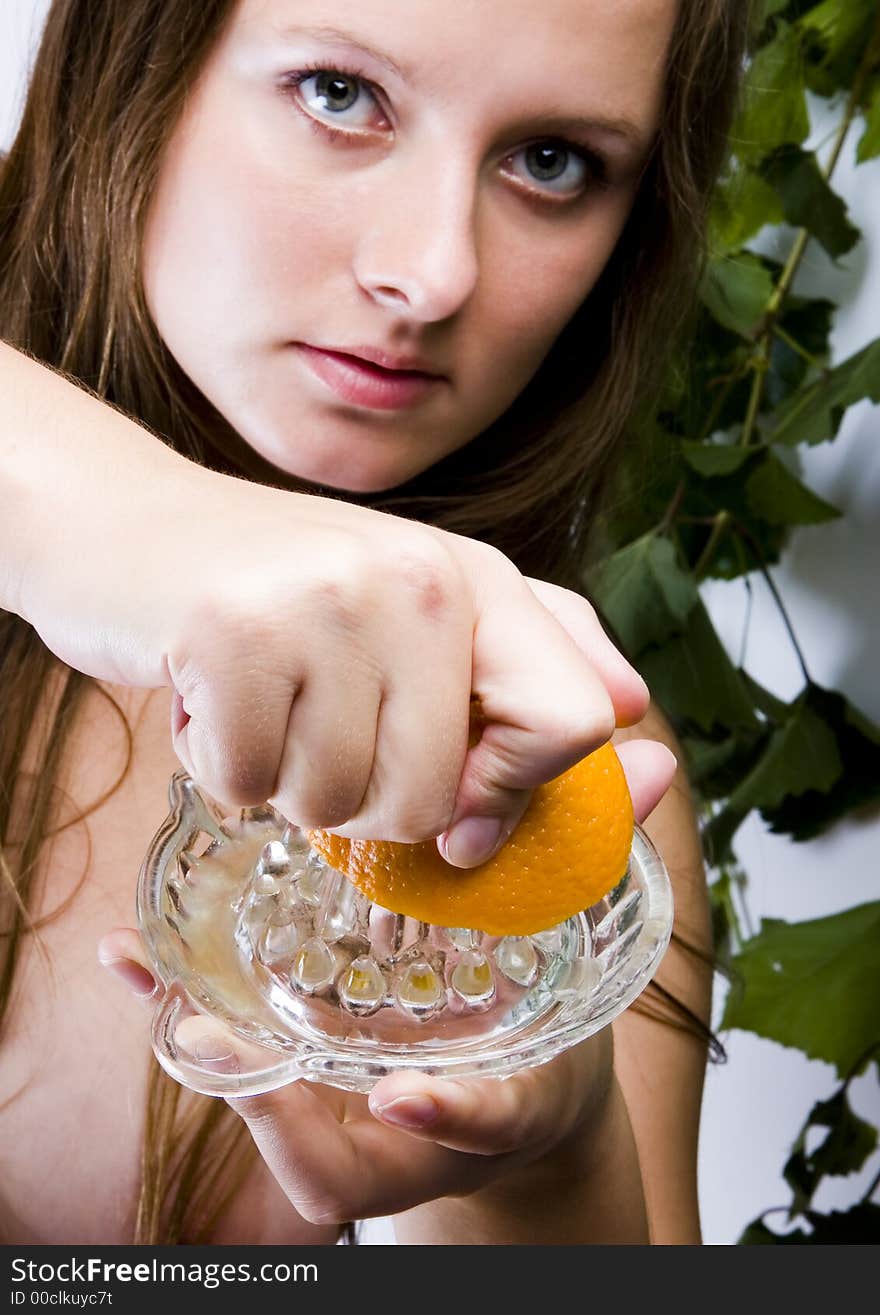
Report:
0,0,748,1243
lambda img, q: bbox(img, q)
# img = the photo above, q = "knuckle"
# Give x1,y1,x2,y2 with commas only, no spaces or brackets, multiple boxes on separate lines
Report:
384,793,458,844
187,709,279,807
561,700,616,755
301,539,374,632
384,814,445,845
572,591,600,625
222,758,278,808
278,772,370,832
470,537,512,574
390,542,458,621
307,579,365,640
282,796,357,832
182,589,272,646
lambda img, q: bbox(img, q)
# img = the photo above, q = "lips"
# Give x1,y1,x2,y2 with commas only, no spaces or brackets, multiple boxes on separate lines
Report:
293,343,447,411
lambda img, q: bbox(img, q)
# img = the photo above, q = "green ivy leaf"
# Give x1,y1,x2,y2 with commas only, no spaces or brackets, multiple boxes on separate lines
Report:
800,1204,880,1242
701,253,776,338
722,902,880,1075
761,685,880,840
759,144,861,259
637,598,759,733
593,420,682,553
681,442,757,477
745,451,841,525
736,22,811,161
702,802,750,867
856,80,880,163
769,337,880,445
740,669,792,723
740,1203,880,1244
711,167,785,252
739,1218,803,1244
798,0,878,95
683,734,744,786
677,464,791,579
727,688,843,814
587,534,698,657
784,1089,878,1215
684,725,770,801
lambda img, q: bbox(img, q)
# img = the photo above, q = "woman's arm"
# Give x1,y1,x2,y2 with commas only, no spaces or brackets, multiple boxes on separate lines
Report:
0,340,185,619
0,338,649,863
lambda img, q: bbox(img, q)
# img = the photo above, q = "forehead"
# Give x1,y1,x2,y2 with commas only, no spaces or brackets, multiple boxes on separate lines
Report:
232,0,679,133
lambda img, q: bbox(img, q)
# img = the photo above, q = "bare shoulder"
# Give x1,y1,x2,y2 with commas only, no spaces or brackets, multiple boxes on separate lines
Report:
611,704,715,1245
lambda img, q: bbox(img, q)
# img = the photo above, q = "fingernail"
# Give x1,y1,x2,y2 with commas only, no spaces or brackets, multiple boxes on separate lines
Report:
193,1034,235,1064
439,815,504,867
370,1094,439,1129
97,953,158,1000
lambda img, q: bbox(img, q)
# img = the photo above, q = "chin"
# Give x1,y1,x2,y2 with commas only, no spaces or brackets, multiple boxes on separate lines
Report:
240,434,411,496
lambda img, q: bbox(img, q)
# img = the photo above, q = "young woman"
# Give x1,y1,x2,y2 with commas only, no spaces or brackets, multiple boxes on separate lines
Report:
0,0,747,1243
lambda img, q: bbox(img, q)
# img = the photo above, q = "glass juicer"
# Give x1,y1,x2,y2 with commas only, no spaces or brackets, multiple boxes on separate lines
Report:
138,769,674,1097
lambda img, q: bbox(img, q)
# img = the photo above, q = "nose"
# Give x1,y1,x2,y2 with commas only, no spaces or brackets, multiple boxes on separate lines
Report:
352,153,480,324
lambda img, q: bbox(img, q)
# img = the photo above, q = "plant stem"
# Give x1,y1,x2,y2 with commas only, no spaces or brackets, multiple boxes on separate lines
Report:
739,359,768,447
699,372,741,443
658,477,686,534
773,323,824,370
716,867,743,953
731,520,813,684
694,510,731,580
758,561,811,685
734,866,756,941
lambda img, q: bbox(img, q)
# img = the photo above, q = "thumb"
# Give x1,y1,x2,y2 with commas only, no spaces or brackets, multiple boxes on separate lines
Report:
438,577,620,868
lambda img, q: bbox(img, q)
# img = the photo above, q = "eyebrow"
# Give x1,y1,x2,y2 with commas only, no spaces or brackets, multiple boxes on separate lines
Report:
275,23,406,80
274,24,649,154
535,113,650,155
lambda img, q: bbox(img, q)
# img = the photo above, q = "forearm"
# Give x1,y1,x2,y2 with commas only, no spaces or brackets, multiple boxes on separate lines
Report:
391,1069,649,1246
0,339,185,620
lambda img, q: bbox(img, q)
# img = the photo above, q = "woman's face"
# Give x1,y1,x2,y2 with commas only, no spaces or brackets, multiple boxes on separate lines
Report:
142,0,677,492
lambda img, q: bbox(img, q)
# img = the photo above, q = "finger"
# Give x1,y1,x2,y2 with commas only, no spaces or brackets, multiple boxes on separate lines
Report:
438,730,676,873
268,665,383,830
316,568,473,843
167,622,296,808
615,738,677,824
367,1043,598,1157
523,577,649,728
438,579,618,868
97,927,159,1003
227,1077,494,1222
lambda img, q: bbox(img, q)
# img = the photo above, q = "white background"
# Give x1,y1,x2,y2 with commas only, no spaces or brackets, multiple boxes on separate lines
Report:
2,0,878,1245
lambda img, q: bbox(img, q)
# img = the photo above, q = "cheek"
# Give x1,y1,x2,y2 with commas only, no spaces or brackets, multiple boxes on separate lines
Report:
481,200,631,374
142,108,350,346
